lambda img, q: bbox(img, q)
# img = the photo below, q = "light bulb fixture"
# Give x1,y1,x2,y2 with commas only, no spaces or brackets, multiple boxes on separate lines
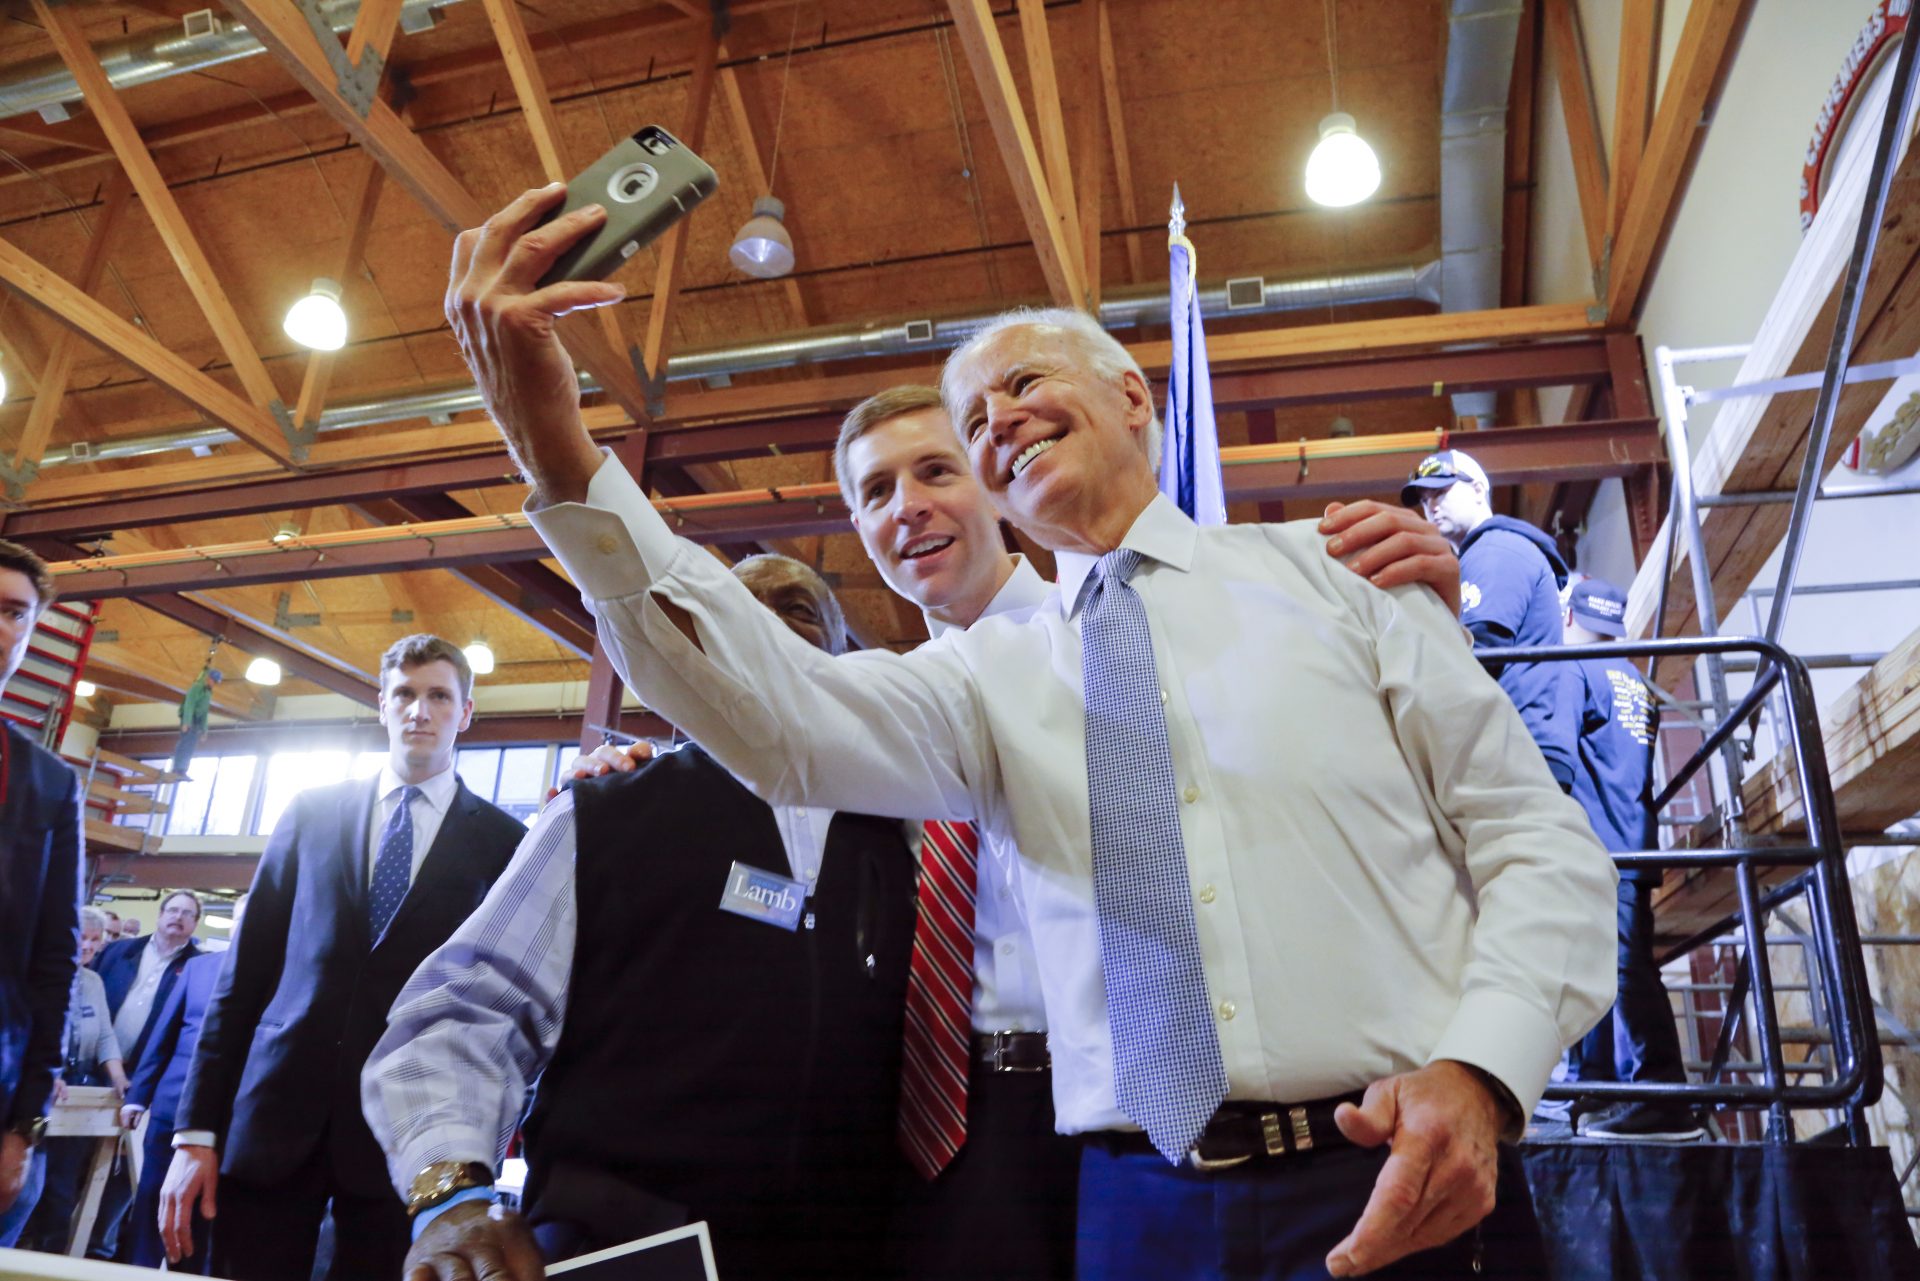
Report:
75,680,97,697
1305,113,1381,207
283,277,347,351
244,656,282,686
0,363,9,402
463,640,495,676
729,196,795,279
270,523,299,544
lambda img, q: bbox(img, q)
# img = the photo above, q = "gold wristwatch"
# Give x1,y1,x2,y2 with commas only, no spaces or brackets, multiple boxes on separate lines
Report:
406,1160,495,1219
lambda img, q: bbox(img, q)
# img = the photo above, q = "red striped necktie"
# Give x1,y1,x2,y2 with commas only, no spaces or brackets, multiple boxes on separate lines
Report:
897,817,980,1180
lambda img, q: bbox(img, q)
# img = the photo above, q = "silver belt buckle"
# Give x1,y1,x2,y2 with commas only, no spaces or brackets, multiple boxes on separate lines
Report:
985,1030,1048,1073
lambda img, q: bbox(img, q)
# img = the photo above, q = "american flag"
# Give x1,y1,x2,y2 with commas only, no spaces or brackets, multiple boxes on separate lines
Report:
1158,185,1226,526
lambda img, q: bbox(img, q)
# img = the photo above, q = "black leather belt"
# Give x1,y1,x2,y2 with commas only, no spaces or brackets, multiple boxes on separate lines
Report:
970,1031,1050,1073
1092,1094,1365,1170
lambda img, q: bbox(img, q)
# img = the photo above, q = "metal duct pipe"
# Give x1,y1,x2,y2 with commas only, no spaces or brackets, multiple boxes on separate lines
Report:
1439,0,1523,428
0,0,456,122
39,261,1439,469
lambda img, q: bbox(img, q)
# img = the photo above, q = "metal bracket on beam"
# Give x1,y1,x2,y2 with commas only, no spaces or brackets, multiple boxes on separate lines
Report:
295,0,385,119
632,349,668,420
0,458,37,504
271,400,319,463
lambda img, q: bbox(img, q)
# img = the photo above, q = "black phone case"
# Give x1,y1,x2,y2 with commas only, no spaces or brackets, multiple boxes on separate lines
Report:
535,125,719,287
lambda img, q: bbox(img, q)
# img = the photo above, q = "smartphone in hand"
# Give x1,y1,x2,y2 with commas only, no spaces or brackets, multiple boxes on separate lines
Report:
535,125,719,287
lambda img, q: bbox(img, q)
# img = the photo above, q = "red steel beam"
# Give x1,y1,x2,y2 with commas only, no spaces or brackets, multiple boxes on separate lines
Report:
98,710,673,760
94,852,261,892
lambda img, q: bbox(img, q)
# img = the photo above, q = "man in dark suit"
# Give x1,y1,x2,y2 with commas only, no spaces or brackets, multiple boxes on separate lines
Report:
0,539,83,1247
120,945,225,1269
158,634,525,1280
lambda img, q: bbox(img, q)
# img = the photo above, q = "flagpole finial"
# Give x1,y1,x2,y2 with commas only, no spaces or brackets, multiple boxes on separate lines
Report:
1169,183,1186,238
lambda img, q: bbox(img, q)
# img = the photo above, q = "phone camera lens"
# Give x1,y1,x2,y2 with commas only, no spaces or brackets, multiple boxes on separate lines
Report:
606,162,659,204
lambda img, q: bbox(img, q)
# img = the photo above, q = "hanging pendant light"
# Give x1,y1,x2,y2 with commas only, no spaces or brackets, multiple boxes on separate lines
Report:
1304,0,1381,209
730,7,802,280
1305,113,1381,207
463,640,496,676
0,363,9,402
283,277,347,351
244,656,282,686
730,197,795,278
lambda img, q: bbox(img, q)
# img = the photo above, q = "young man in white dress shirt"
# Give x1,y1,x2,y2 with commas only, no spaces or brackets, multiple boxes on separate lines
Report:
443,185,1617,1279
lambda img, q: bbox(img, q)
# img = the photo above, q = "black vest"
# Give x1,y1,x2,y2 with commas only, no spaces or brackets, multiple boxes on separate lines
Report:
523,745,916,1279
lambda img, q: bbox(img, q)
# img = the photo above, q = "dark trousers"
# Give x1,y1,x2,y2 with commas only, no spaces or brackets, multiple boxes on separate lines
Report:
1075,1140,1544,1281
888,1061,1082,1280
22,1135,89,1251
1571,879,1688,1085
208,1144,408,1281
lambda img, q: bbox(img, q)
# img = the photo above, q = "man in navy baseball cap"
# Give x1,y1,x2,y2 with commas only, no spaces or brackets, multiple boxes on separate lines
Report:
1401,449,1579,793
1568,578,1629,638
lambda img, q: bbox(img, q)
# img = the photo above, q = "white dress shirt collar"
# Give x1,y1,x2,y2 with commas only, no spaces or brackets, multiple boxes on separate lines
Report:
924,553,1053,638
1054,492,1200,619
377,761,458,815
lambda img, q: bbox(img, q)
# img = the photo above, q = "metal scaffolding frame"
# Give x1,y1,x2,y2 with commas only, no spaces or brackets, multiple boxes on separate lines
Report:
1505,19,1920,1192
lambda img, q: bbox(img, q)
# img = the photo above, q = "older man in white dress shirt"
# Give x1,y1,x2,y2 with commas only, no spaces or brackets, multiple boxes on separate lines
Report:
441,185,1617,1280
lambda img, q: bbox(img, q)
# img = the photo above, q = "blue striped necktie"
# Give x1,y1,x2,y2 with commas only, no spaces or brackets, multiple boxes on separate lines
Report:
1081,548,1227,1162
368,785,420,941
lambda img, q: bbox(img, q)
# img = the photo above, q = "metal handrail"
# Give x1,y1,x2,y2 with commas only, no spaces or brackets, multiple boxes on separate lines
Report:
1479,637,1879,1129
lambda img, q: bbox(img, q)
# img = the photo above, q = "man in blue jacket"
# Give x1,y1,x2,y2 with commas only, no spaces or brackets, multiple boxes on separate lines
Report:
120,942,228,1269
1403,449,1578,792
0,539,83,1247
1559,578,1705,1142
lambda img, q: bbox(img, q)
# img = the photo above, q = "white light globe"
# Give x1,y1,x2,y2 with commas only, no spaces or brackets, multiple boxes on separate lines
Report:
75,680,97,697
283,278,348,351
0,365,9,402
463,641,495,676
729,196,795,279
244,656,282,686
1305,112,1381,208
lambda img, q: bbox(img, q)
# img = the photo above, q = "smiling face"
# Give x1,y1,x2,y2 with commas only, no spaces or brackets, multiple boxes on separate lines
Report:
946,325,1160,554
845,407,1013,627
378,658,474,782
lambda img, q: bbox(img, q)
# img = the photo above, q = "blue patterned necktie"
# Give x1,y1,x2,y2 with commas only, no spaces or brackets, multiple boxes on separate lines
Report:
1081,548,1228,1162
368,785,420,941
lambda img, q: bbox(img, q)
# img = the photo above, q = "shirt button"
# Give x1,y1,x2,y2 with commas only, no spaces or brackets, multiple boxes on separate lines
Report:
998,941,1016,956
1197,884,1216,904
1217,1000,1236,1022
1182,785,1199,804
1159,688,1168,704
596,533,619,555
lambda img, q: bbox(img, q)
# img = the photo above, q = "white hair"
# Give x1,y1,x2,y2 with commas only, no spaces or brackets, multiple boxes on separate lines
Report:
79,905,107,933
939,307,1163,468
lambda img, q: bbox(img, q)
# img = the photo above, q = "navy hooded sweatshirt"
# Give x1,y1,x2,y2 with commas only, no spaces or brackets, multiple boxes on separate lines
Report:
1458,515,1578,788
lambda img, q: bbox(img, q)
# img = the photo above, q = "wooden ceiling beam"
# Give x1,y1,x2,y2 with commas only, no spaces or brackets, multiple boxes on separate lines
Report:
1014,0,1084,287
294,161,386,433
218,0,656,427
945,0,1084,308
0,117,110,155
133,593,380,706
0,234,294,462
1609,0,1658,239
1605,0,1751,320
1541,0,1609,275
12,172,132,473
344,0,407,67
1094,0,1142,285
32,0,289,438
479,0,633,360
1073,0,1106,308
640,24,721,385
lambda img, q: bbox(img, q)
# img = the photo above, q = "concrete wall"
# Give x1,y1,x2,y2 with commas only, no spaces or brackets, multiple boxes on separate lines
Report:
1529,0,1920,1197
